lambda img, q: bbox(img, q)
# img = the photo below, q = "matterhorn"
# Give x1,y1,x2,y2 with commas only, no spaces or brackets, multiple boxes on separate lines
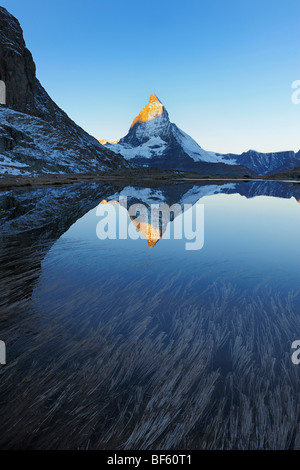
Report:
101,93,246,174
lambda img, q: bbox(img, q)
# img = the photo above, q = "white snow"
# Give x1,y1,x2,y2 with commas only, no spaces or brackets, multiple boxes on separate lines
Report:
105,117,237,166
0,155,30,167
0,106,114,175
171,125,237,165
106,136,168,160
108,186,166,204
179,183,237,204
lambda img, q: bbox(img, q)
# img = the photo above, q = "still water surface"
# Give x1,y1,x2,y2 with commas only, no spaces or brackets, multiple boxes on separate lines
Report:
0,180,299,449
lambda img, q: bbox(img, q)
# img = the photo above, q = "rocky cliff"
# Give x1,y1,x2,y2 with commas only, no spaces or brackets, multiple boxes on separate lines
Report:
0,6,129,175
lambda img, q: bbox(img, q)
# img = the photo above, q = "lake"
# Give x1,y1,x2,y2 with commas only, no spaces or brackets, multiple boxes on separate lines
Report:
0,180,299,449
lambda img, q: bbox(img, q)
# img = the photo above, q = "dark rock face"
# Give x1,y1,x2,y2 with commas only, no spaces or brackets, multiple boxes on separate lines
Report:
0,6,130,175
0,7,36,114
130,150,256,176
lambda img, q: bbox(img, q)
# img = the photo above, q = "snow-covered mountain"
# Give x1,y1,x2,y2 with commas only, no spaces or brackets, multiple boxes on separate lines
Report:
0,7,129,176
102,94,253,176
102,94,300,176
223,149,300,176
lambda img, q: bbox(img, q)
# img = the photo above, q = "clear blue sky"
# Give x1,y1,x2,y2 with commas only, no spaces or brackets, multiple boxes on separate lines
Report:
2,0,300,153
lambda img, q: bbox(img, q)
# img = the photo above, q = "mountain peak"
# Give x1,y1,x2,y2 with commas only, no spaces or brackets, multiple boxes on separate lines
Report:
130,94,166,129
149,93,161,103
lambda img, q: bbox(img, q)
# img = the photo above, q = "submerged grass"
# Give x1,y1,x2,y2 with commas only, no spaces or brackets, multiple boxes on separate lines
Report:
0,261,299,449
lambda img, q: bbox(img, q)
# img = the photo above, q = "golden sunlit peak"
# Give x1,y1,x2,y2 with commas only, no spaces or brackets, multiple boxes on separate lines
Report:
99,199,162,248
130,94,164,128
99,139,119,145
99,199,119,205
149,93,161,103
130,217,161,248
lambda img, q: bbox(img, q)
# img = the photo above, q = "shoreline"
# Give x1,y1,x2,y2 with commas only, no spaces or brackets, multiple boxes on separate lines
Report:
0,170,299,191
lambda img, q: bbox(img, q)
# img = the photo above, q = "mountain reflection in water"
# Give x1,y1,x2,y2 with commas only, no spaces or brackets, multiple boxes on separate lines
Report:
0,180,299,450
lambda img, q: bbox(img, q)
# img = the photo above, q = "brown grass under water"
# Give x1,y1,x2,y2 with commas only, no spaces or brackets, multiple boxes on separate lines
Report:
0,263,299,450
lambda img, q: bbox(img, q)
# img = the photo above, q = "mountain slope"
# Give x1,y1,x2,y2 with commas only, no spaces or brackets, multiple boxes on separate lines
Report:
102,94,300,176
0,6,129,175
102,94,253,176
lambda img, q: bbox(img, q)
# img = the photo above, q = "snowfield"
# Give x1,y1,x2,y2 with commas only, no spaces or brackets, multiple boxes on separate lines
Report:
106,120,237,165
